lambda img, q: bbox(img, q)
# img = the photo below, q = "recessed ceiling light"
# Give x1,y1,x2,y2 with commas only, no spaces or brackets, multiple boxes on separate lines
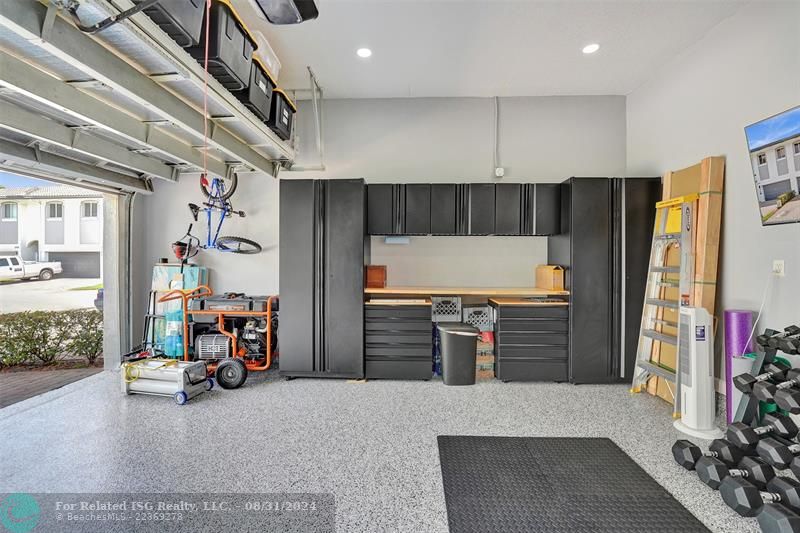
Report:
357,48,372,58
582,43,600,54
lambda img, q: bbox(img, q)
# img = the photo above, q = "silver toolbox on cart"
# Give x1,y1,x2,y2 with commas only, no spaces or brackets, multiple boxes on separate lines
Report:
189,294,270,323
122,358,211,404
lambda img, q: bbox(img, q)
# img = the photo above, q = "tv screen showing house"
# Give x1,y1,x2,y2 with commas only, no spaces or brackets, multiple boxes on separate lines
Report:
744,105,800,226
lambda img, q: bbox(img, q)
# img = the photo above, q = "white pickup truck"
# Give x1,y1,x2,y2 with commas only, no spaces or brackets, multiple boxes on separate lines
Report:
0,255,62,281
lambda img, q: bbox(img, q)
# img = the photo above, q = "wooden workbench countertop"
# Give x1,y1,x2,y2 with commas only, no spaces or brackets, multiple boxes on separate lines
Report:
364,286,569,297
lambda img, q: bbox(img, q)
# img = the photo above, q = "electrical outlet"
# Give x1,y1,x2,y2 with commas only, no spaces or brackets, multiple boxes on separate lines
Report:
772,259,785,277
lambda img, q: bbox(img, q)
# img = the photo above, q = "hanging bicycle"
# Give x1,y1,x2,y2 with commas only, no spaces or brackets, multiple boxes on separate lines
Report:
183,173,262,255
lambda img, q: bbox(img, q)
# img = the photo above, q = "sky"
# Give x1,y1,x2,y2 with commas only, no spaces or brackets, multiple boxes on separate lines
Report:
745,105,800,152
0,171,49,188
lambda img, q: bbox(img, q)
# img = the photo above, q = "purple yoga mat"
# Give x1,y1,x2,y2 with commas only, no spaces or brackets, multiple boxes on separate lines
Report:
724,309,755,423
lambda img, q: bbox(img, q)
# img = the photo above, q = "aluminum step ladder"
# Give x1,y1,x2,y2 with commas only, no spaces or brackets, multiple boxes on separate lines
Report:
630,194,699,417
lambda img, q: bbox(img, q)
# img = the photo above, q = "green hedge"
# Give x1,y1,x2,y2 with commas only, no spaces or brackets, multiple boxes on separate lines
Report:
0,309,103,367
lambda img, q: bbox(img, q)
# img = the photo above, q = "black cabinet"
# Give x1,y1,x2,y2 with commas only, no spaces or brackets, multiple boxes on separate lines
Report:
367,183,431,235
404,184,431,235
367,181,561,236
279,178,367,378
491,301,569,382
431,183,465,235
547,177,660,384
468,184,495,235
365,304,433,380
495,184,522,235
533,184,561,236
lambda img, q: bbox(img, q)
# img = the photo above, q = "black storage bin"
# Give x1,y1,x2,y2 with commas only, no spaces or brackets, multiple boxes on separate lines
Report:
232,57,275,122
438,323,479,386
187,0,256,91
267,89,296,141
133,0,205,47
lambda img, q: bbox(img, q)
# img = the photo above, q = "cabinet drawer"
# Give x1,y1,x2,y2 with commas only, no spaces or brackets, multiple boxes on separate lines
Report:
365,345,432,358
366,332,431,344
496,345,568,360
365,320,431,333
365,306,432,319
497,332,568,346
496,359,567,382
495,306,568,319
497,318,568,333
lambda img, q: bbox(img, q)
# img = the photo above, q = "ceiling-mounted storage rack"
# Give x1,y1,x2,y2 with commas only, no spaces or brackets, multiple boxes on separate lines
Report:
0,0,297,192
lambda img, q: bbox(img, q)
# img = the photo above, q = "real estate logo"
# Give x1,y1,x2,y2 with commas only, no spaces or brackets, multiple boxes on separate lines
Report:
0,493,40,533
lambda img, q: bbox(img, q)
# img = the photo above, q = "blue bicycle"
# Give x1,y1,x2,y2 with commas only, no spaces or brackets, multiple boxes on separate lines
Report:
180,173,262,255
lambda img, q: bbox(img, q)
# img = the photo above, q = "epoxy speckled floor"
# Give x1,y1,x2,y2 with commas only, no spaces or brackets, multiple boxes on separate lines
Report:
0,370,761,532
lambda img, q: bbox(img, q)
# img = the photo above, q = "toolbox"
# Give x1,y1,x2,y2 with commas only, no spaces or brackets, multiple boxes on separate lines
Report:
232,57,275,122
187,0,257,91
266,88,296,140
189,294,271,323
133,0,205,47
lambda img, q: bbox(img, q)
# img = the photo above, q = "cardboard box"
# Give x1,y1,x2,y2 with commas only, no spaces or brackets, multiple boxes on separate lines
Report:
536,265,565,291
366,265,387,288
476,354,495,381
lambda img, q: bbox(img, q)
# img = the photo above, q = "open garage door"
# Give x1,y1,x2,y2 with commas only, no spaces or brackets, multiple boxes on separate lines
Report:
48,252,101,278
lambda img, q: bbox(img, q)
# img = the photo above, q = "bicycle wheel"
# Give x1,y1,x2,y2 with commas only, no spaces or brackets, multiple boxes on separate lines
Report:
200,173,238,201
216,236,262,254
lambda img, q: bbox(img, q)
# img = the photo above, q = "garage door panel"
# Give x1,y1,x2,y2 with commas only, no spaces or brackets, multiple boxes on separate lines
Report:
48,252,100,278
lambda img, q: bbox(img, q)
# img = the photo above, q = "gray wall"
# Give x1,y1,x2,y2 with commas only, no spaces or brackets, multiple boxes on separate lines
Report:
626,1,800,374
133,96,626,339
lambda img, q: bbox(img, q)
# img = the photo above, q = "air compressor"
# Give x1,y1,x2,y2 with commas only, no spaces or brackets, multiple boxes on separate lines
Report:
122,357,212,405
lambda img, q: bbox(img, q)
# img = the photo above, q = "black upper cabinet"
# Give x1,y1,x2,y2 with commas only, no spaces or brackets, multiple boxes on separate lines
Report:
495,183,522,235
430,184,458,235
468,183,495,235
533,184,561,236
367,181,561,236
367,184,395,235
404,184,431,235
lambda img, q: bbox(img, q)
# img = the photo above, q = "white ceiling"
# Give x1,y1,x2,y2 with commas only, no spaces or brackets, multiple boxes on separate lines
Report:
237,0,747,99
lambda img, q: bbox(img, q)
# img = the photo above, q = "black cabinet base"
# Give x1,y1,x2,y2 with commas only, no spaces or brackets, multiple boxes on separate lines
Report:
279,371,364,379
366,360,432,380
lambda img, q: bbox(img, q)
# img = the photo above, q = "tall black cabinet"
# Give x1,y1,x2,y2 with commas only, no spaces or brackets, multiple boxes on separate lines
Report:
547,177,660,384
279,178,368,378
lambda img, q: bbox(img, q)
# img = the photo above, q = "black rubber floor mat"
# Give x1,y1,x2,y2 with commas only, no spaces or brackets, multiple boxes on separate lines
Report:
437,436,709,533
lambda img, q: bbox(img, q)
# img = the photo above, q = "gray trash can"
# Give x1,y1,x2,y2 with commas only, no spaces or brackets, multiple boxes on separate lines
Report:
437,322,480,386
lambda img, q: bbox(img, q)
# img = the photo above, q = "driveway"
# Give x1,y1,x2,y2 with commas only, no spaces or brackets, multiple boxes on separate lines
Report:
766,196,800,224
0,278,101,313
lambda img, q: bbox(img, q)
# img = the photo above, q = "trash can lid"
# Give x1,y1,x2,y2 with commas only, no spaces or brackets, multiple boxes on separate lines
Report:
437,322,480,336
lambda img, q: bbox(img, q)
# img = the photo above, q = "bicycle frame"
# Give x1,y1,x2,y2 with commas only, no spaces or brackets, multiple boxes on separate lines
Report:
202,178,233,250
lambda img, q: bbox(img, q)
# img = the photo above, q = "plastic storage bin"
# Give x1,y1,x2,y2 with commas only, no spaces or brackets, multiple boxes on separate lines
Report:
431,296,462,323
232,57,275,122
133,0,205,47
438,322,480,386
266,89,296,140
187,0,257,91
462,305,494,332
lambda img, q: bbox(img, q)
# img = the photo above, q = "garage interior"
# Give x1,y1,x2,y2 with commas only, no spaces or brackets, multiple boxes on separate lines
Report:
0,1,798,532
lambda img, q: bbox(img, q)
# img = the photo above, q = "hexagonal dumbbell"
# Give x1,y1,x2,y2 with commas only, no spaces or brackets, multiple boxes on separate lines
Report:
672,439,746,470
758,326,800,349
735,361,792,394
727,413,799,452
755,370,800,403
758,503,800,533
758,438,800,469
776,387,800,415
719,476,800,517
695,456,775,490
778,334,800,356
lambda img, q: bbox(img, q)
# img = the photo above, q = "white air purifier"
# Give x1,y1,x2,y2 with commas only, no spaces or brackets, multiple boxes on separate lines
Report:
673,306,724,439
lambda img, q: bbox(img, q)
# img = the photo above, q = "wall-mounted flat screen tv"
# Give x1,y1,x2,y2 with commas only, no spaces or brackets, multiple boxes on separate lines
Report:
744,105,800,226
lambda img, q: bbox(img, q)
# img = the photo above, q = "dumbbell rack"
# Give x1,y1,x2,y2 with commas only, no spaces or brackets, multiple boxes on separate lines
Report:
630,194,699,418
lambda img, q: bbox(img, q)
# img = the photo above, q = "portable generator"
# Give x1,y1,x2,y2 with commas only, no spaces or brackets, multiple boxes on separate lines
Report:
121,358,212,405
158,288,279,391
